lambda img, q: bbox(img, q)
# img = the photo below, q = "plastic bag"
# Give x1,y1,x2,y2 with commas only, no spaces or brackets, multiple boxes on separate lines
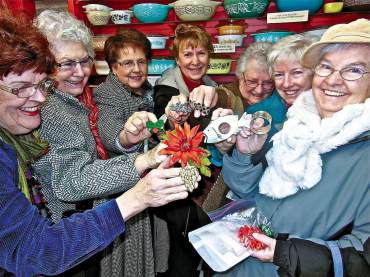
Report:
188,200,274,272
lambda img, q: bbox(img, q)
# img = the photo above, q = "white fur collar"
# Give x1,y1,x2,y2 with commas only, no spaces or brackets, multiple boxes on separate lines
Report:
259,90,370,199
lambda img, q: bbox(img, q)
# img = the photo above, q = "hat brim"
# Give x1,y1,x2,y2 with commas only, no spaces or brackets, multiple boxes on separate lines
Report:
301,34,370,68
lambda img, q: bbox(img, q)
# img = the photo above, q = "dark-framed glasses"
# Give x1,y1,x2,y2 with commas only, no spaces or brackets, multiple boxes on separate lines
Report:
243,73,274,90
56,56,93,72
314,64,370,81
0,78,55,98
117,59,148,70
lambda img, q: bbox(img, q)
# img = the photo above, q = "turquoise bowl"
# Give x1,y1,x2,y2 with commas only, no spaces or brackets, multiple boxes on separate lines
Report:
148,59,176,75
132,4,171,23
252,31,295,43
223,0,270,18
275,0,323,14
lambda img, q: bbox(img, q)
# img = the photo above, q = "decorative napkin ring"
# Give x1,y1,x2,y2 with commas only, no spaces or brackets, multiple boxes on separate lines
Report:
169,102,193,114
180,164,200,192
250,111,272,135
189,100,211,116
146,119,165,134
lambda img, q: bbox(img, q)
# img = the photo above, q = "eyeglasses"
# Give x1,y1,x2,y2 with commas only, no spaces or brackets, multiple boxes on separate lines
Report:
0,78,55,98
117,59,147,70
56,56,93,72
314,64,370,81
243,73,274,90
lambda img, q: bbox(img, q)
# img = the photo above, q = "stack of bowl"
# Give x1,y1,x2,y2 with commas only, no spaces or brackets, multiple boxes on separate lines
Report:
169,0,221,21
216,24,246,47
83,4,112,26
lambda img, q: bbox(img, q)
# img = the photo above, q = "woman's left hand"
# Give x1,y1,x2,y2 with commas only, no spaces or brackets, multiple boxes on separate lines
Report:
211,108,236,154
190,85,218,118
250,233,276,262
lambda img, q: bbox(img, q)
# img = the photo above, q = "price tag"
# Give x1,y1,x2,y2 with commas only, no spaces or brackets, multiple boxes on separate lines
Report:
213,43,236,53
267,10,309,23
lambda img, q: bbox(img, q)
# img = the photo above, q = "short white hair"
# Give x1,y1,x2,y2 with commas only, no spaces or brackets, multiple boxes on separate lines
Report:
35,10,94,58
236,42,272,79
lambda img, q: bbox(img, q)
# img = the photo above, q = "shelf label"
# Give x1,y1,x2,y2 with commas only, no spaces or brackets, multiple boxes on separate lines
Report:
213,43,236,53
267,10,309,23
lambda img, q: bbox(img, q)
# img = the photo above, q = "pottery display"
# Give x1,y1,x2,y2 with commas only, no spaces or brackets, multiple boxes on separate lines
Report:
223,0,269,18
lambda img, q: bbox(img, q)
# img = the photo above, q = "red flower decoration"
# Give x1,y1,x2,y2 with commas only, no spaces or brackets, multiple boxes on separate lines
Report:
160,122,207,167
238,225,266,251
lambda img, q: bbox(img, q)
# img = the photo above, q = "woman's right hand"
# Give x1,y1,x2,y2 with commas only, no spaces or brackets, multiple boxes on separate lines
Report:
165,94,191,127
236,124,267,155
116,158,189,221
119,111,157,147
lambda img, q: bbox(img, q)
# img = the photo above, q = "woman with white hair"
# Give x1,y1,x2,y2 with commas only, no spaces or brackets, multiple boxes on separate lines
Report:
33,10,166,276
217,18,370,276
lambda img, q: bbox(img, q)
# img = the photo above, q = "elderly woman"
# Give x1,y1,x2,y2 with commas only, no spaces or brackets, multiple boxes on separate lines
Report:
0,8,189,277
215,34,316,164
95,29,154,157
32,10,167,277
219,41,274,114
217,18,370,276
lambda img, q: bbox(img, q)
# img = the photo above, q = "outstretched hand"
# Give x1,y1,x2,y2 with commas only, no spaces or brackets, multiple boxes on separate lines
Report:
119,111,157,147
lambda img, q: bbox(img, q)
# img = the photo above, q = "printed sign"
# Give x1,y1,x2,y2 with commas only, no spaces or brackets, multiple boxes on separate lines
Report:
267,10,309,23
213,43,236,53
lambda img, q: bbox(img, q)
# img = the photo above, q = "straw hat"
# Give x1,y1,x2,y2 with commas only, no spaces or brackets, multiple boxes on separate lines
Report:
301,18,370,68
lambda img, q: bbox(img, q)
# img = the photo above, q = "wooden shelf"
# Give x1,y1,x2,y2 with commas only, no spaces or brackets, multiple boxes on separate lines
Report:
68,0,370,84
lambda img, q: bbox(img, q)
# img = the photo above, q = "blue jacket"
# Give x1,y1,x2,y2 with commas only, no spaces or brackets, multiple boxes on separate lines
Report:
0,140,125,277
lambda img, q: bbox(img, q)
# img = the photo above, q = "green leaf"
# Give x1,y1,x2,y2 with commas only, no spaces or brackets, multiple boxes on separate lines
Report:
200,156,211,166
199,165,211,177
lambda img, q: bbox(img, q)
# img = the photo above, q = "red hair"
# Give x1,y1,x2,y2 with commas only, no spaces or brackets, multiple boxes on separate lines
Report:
0,8,55,79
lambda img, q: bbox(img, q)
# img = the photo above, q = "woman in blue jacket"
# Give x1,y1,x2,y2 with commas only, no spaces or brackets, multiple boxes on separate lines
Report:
0,9,190,276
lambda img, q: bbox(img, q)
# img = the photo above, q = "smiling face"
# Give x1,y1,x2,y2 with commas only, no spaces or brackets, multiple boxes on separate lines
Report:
112,46,148,95
312,46,370,118
53,40,92,97
0,69,47,134
176,43,209,81
239,58,274,105
273,58,313,106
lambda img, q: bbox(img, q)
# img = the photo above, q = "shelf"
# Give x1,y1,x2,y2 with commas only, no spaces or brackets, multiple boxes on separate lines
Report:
68,0,370,85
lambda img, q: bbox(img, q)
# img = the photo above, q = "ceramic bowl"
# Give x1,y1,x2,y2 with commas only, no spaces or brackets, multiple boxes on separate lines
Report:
94,60,110,75
223,0,269,18
252,31,294,43
216,34,246,47
92,36,108,51
344,0,370,11
169,0,221,21
147,36,169,50
323,2,344,13
110,10,133,24
207,59,232,74
218,24,245,35
148,59,176,75
86,10,111,26
132,3,171,23
275,0,324,14
83,4,112,12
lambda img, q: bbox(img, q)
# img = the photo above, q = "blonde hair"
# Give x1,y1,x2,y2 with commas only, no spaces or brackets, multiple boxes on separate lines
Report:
268,34,317,74
172,24,213,58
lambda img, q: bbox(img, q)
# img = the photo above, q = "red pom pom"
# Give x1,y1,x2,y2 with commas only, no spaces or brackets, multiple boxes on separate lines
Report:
238,225,266,251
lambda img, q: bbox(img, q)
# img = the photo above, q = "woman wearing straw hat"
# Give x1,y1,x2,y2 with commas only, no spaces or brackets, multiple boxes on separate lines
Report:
217,18,370,276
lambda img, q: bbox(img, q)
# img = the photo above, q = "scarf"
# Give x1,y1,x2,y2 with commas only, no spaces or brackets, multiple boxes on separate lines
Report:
0,128,48,201
181,71,204,92
259,90,370,199
78,86,109,160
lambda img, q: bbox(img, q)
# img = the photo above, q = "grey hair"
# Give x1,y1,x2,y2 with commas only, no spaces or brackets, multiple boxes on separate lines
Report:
317,43,370,67
268,34,317,74
35,10,94,58
235,42,273,79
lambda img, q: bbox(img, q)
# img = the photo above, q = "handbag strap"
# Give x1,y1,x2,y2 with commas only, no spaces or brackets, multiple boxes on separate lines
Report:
326,241,344,277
